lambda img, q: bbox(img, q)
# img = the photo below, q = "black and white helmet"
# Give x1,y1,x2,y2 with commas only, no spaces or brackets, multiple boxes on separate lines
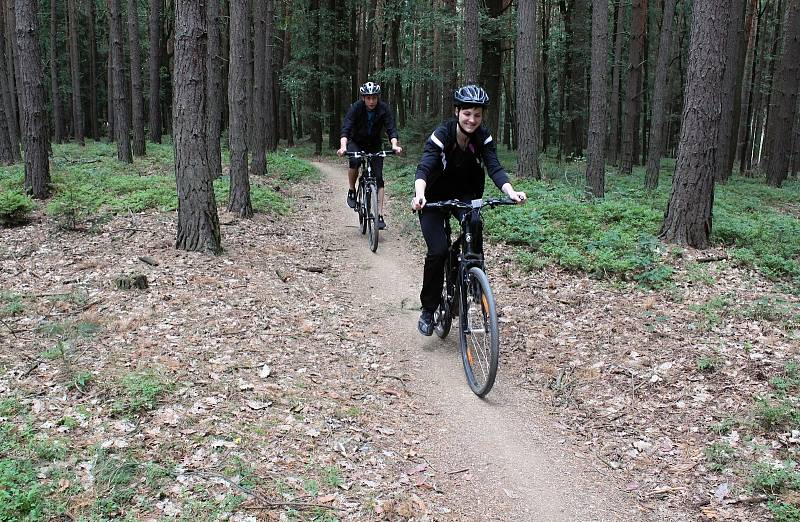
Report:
453,84,489,107
359,82,381,95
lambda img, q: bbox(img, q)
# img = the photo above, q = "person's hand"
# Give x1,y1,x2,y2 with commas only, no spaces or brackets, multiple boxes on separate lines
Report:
506,189,527,203
392,145,403,156
336,147,346,157
411,195,426,211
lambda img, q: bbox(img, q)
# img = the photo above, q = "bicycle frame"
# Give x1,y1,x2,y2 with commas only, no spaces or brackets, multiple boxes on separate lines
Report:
345,150,395,252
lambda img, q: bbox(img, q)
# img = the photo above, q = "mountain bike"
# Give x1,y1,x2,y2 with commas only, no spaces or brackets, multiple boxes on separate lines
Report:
345,150,395,253
423,198,517,397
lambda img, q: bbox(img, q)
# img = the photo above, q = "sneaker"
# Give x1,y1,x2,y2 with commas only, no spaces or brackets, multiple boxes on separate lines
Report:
418,309,434,336
378,215,386,230
346,190,356,209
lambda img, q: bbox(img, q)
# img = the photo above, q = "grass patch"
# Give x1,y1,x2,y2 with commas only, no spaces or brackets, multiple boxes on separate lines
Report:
751,461,800,495
112,370,169,416
704,441,735,472
0,140,316,229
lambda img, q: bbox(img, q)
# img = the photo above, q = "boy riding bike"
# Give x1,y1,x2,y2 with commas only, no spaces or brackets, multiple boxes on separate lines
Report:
337,82,403,230
411,84,526,336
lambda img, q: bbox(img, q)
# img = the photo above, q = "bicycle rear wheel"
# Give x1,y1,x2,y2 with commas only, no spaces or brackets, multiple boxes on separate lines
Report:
367,182,379,252
356,182,367,235
458,266,499,397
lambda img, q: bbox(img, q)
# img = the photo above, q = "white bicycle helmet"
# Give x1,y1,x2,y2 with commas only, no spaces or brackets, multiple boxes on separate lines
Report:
359,82,381,95
453,84,489,107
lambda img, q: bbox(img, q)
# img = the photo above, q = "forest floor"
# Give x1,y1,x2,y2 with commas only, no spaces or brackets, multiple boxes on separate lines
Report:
1,159,798,521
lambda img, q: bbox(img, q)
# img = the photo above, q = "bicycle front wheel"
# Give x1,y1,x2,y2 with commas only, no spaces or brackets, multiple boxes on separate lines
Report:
458,266,500,397
356,182,367,235
367,183,379,252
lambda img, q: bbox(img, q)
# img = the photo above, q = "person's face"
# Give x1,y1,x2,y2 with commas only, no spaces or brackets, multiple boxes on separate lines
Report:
363,95,379,110
455,107,483,134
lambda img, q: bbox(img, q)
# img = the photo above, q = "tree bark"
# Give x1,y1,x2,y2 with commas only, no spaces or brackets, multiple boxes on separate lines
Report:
479,0,503,135
106,32,114,141
659,0,731,249
148,0,162,143
50,0,65,143
585,0,609,197
7,0,23,147
357,0,378,85
67,0,84,145
110,0,132,161
464,0,479,83
174,0,221,255
127,0,145,155
250,0,267,175
265,0,276,151
227,0,252,217
15,0,50,198
620,0,647,175
607,0,625,164
88,0,99,140
763,0,800,187
715,0,747,182
516,0,540,179
206,0,222,177
0,2,18,161
736,0,759,174
541,0,551,151
644,0,676,190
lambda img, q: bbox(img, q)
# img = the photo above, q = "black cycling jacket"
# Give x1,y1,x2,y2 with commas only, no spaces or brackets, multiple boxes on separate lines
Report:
340,100,400,151
414,119,509,202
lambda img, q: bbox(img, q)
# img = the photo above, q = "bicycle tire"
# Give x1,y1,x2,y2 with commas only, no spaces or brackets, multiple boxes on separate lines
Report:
458,266,500,397
434,261,453,338
367,182,379,252
356,182,367,235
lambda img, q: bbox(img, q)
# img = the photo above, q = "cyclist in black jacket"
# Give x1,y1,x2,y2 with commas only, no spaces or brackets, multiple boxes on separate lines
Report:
411,85,526,336
337,82,403,230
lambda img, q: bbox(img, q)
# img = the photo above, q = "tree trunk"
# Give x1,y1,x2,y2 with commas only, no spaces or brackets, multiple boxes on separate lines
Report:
309,0,322,154
15,0,50,198
357,0,378,85
755,0,784,168
541,0,551,151
516,0,540,179
763,0,800,187
206,0,222,177
174,0,221,255
715,0,747,182
250,0,267,175
110,0,132,161
620,0,647,175
127,0,145,155
644,0,676,190
282,15,293,147
479,0,503,135
50,0,65,143
88,0,99,140
585,0,609,197
736,0,759,174
7,0,22,147
265,0,276,151
0,3,18,161
659,0,731,249
148,0,162,143
464,0,479,83
106,36,114,141
607,0,625,164
227,0,252,217
67,0,84,145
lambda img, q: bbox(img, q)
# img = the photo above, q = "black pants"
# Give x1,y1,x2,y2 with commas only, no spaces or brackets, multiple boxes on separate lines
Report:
346,141,384,188
418,207,482,312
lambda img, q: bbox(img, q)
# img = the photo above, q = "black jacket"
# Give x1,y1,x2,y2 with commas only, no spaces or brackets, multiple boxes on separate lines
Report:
340,100,399,151
415,120,509,202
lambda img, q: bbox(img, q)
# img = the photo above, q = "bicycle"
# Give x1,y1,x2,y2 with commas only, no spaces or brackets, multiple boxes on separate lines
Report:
422,197,517,397
345,150,395,253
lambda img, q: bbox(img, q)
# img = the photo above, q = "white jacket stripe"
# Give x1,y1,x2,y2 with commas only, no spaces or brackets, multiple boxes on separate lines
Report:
430,133,445,149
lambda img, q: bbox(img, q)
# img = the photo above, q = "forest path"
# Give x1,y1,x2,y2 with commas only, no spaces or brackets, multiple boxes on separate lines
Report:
311,160,651,521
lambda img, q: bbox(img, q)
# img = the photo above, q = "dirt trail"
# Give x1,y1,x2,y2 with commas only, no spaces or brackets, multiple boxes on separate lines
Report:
312,161,654,521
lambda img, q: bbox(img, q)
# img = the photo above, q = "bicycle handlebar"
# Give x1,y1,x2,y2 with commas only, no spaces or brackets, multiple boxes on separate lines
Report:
423,198,518,210
345,150,396,159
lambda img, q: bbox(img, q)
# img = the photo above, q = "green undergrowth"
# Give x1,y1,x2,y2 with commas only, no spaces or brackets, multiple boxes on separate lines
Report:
384,152,799,289
0,140,317,228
